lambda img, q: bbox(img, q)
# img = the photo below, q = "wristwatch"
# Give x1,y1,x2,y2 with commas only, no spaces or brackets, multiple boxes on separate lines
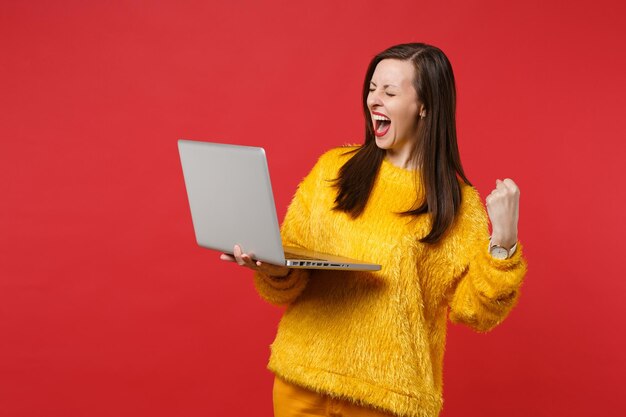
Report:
488,238,517,260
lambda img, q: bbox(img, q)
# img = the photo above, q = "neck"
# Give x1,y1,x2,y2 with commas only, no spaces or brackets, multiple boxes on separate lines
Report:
385,149,417,170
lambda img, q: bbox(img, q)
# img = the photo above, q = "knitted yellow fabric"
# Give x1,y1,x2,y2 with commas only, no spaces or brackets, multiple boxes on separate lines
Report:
253,146,527,417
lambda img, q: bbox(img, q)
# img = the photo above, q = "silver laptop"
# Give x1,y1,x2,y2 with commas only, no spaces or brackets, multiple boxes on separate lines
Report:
178,140,381,271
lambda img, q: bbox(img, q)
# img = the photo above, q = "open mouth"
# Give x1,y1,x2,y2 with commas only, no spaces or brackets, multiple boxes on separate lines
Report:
372,113,391,137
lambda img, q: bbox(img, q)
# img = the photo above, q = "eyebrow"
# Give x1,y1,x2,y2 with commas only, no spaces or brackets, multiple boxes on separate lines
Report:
370,82,399,88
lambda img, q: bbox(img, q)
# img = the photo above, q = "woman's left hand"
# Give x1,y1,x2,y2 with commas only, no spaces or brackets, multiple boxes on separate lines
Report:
485,178,520,249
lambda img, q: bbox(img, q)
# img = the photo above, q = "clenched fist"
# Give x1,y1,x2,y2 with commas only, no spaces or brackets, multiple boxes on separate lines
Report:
485,178,520,249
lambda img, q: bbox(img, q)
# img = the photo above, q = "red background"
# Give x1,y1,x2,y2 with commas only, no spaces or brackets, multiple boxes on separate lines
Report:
1,1,625,416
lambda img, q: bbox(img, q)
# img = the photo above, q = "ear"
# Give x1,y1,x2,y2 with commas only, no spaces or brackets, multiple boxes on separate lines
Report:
419,104,427,118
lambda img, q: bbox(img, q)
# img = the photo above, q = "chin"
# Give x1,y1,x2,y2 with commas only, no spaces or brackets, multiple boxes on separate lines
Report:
375,136,395,150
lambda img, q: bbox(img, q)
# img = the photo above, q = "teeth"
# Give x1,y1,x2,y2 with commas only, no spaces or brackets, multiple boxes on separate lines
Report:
372,114,390,122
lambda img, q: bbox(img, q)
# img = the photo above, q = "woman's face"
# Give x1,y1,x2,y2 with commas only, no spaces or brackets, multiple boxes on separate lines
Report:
367,59,424,165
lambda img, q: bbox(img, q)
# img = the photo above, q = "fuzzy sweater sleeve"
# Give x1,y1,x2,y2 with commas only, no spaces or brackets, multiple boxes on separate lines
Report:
448,185,528,332
252,152,330,306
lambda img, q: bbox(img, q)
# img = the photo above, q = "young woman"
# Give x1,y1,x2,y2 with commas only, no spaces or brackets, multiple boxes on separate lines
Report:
221,43,527,417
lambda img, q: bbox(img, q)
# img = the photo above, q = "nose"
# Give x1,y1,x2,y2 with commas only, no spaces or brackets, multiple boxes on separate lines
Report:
367,89,383,109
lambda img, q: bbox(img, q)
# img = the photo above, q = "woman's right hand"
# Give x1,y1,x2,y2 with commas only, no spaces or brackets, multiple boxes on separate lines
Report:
220,244,290,278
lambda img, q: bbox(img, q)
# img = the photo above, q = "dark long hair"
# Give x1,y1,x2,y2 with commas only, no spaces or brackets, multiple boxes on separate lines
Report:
333,43,471,244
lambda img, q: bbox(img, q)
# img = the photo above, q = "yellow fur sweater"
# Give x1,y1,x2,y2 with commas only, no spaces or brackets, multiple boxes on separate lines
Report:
253,146,527,417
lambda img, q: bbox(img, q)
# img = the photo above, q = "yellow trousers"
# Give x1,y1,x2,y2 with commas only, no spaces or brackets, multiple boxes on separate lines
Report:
273,377,395,417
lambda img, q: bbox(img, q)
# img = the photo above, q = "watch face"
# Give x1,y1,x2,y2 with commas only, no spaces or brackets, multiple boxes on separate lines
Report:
490,246,508,260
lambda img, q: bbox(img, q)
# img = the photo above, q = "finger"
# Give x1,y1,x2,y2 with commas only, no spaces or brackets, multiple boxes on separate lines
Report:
233,245,246,266
241,253,257,268
256,261,289,277
487,187,501,199
257,262,284,275
495,179,507,192
502,178,520,194
220,253,236,262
